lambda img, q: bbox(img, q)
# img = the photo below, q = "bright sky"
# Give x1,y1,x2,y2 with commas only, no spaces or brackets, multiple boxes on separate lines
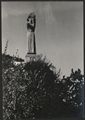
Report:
1,1,83,76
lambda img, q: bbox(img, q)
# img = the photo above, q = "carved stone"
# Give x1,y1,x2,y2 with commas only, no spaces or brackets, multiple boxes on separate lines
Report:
25,12,36,62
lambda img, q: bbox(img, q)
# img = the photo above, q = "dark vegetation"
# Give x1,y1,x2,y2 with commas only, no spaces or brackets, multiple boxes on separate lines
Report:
2,54,84,120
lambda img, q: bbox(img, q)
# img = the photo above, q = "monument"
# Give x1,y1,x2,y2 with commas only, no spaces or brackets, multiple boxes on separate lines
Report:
25,12,36,62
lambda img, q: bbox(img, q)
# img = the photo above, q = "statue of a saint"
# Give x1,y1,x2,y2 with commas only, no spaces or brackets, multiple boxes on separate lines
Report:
27,12,36,53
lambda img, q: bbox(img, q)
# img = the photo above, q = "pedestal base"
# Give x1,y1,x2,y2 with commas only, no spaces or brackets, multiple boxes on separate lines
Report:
25,53,36,62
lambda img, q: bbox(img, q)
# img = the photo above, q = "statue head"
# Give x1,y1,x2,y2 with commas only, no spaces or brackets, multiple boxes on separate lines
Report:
27,12,36,32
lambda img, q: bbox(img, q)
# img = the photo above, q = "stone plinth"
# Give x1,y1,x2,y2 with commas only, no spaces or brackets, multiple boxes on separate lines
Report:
25,53,36,62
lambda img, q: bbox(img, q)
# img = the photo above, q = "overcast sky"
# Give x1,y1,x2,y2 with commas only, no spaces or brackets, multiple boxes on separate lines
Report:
1,1,83,76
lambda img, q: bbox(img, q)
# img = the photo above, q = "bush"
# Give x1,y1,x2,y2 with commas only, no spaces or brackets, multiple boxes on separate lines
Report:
2,54,84,120
3,55,58,120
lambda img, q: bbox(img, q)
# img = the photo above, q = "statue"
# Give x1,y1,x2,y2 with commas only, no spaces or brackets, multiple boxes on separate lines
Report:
25,12,36,62
27,12,36,54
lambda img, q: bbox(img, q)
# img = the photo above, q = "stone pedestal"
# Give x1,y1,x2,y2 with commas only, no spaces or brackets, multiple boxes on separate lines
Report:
25,53,36,62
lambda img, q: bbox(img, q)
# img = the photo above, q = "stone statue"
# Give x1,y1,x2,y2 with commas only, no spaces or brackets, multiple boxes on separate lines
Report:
27,12,36,54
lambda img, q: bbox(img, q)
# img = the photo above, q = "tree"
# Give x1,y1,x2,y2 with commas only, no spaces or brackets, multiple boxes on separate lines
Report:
58,68,84,117
2,54,84,120
2,55,59,120
18,56,58,119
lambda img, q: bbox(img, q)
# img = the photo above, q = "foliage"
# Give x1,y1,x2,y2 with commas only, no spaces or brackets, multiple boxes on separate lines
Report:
56,68,84,117
2,54,24,69
2,54,84,120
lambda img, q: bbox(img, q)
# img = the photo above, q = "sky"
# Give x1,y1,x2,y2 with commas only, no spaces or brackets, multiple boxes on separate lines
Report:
1,1,83,76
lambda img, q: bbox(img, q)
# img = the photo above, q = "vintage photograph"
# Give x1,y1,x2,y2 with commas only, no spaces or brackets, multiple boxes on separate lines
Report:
1,1,84,120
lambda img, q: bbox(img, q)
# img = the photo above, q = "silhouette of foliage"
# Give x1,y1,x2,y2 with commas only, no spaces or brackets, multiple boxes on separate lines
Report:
2,54,84,120
2,54,24,69
23,57,58,119
58,68,84,117
2,54,14,69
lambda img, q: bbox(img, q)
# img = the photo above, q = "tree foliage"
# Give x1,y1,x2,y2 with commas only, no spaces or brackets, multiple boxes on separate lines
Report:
56,68,84,117
2,54,84,120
